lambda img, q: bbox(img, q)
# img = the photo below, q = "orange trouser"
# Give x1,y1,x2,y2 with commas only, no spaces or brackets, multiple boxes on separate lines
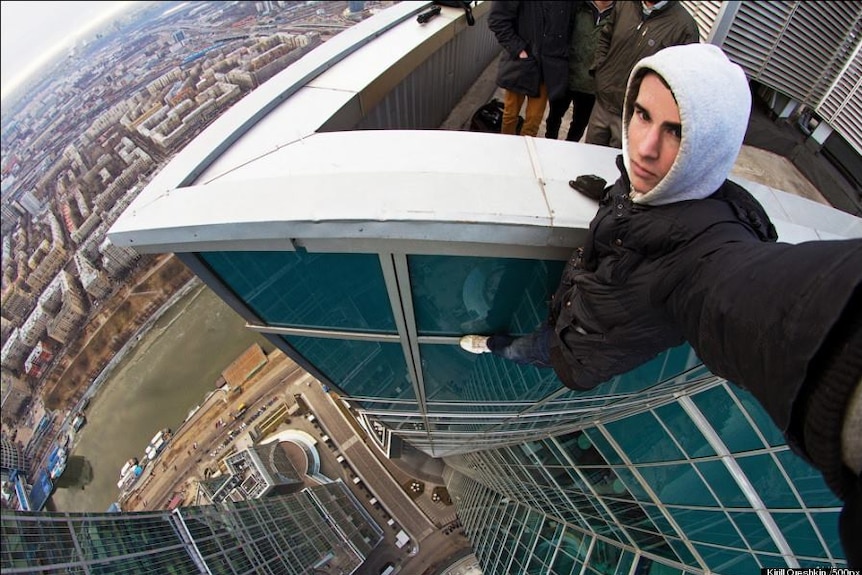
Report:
501,84,548,136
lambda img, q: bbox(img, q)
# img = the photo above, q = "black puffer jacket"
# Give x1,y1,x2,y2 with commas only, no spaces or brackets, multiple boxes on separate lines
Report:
488,1,574,100
548,155,779,391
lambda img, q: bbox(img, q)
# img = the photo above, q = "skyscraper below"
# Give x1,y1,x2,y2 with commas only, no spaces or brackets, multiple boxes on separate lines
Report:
2,481,381,574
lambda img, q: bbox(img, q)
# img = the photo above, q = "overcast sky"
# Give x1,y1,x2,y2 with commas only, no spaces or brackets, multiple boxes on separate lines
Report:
0,1,135,101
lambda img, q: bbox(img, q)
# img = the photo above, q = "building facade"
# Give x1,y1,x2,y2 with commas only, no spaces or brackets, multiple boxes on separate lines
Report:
1,482,382,574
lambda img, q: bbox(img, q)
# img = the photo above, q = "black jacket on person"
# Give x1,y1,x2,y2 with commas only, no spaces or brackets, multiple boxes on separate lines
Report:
549,153,862,451
547,156,780,392
488,1,574,100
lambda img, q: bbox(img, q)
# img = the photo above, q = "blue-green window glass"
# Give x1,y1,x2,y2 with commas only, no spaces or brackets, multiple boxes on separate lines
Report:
629,535,678,565
559,527,590,558
282,336,413,399
666,538,697,566
775,450,840,507
584,541,631,575
580,429,623,465
694,461,749,507
691,545,761,574
614,549,635,575
734,454,799,508
526,438,563,468
636,556,684,575
771,513,825,558
606,500,655,532
408,254,563,336
728,385,786,446
201,251,396,332
581,467,630,500
639,503,674,535
529,518,563,572
421,343,561,405
637,463,717,506
600,344,697,397
551,528,588,575
809,511,843,559
555,430,617,467
654,402,716,458
542,439,583,482
691,385,764,452
729,511,779,553
668,509,743,547
604,412,684,464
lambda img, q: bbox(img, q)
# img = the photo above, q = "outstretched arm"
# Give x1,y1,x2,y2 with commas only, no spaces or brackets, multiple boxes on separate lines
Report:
664,238,862,446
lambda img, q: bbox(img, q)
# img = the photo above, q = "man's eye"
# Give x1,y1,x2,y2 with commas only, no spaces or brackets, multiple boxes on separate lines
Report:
667,126,681,139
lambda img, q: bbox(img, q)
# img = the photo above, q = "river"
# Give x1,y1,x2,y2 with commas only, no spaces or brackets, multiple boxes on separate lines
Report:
49,283,273,513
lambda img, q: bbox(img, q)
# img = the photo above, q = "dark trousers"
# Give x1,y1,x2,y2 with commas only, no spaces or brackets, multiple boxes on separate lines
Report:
487,325,554,368
544,90,596,141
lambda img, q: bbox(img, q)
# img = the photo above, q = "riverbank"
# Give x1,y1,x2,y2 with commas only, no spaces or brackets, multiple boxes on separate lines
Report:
120,348,295,511
75,278,203,426
42,255,195,412
50,286,273,513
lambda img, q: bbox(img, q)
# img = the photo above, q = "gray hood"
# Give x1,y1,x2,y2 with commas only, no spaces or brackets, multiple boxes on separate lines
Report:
622,44,751,206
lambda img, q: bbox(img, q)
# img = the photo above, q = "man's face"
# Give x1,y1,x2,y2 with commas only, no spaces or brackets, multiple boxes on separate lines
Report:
627,73,681,194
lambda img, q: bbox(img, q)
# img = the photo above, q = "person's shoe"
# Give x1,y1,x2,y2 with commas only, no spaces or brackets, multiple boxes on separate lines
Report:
459,335,491,354
569,174,607,201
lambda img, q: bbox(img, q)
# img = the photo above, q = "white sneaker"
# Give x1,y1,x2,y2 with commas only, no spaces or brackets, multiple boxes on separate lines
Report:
460,335,491,354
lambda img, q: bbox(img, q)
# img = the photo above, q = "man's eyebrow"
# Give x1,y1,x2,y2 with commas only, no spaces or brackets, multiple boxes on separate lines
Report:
663,119,682,134
634,101,681,133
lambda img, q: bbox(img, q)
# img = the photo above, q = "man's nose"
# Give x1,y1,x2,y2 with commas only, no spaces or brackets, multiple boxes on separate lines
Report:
638,127,661,159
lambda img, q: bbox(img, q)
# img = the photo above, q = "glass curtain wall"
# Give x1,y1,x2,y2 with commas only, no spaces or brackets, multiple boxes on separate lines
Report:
198,250,709,457
445,380,845,573
1,483,380,574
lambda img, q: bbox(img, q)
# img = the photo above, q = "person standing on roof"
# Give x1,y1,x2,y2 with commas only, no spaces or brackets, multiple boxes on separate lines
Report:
544,1,615,142
488,1,575,137
584,0,698,148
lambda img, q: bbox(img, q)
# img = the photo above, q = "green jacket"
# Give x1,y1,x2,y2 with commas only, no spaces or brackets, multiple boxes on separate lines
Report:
593,1,699,113
567,1,614,94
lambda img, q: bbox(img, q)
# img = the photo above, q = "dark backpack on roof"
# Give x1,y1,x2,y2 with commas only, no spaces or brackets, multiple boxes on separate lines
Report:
469,98,524,134
434,1,475,25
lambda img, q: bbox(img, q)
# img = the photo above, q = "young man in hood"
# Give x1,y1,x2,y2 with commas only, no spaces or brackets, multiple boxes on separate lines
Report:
461,43,862,566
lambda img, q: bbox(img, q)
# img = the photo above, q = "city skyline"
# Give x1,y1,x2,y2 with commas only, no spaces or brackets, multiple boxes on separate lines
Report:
0,1,137,102
0,0,375,503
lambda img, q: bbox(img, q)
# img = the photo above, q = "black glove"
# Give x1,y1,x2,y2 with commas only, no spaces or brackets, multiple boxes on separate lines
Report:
569,175,607,201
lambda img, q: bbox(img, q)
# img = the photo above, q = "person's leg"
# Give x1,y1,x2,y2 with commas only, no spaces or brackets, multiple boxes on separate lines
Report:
544,91,571,139
501,89,525,135
487,324,553,368
584,100,611,146
566,92,596,142
521,83,549,137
